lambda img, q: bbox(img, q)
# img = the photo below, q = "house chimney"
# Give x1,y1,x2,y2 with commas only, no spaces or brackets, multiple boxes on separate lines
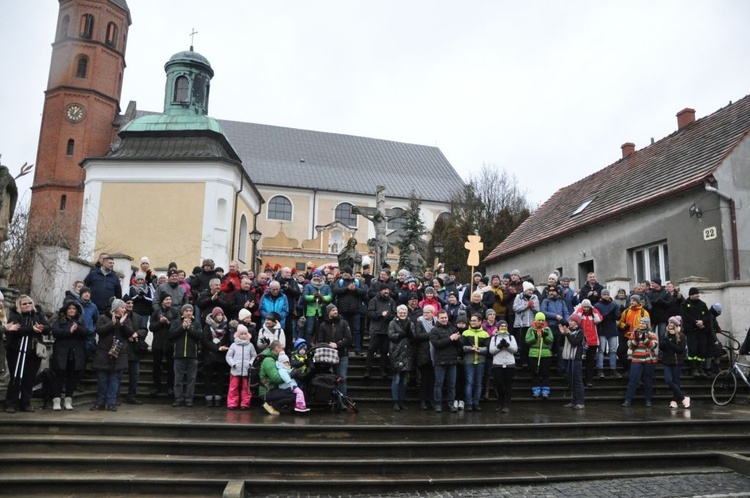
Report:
677,108,696,129
621,142,635,158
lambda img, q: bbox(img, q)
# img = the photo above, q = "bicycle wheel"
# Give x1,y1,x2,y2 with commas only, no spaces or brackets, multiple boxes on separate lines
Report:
342,395,359,414
711,369,738,406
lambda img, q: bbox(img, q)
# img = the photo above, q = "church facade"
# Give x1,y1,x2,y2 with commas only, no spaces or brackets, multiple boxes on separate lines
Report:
30,0,465,274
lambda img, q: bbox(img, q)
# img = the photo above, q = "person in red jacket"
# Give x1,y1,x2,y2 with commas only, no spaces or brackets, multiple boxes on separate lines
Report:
573,299,603,387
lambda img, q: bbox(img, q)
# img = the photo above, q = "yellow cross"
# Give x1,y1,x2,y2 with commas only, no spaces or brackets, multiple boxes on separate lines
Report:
465,235,483,267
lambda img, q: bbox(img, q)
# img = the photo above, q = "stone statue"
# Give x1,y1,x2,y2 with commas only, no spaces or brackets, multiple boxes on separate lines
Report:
406,243,427,277
338,237,362,273
0,163,18,244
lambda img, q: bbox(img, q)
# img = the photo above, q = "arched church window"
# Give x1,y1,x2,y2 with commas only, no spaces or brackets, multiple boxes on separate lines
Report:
76,56,88,78
437,211,451,222
66,139,75,156
174,76,189,103
79,14,94,39
387,207,406,230
335,202,357,227
268,196,292,221
60,195,67,212
238,215,248,263
105,22,118,48
59,15,70,40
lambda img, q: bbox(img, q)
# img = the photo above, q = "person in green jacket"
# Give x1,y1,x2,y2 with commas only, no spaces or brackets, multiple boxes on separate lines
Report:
525,312,554,399
259,340,296,415
461,313,490,411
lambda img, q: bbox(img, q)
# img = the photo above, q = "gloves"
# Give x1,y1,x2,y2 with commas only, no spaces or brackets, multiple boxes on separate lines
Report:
499,339,510,349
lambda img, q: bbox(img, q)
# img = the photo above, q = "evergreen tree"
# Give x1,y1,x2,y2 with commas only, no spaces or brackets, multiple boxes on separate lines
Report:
397,192,427,271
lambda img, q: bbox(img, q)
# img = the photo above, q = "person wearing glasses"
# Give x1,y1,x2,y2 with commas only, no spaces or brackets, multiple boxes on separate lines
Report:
4,295,50,413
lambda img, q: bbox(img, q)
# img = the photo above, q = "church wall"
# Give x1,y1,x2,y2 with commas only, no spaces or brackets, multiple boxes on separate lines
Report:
95,182,205,271
257,187,312,245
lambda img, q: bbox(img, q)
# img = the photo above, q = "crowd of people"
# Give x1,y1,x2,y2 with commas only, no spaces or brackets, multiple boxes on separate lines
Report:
0,253,730,415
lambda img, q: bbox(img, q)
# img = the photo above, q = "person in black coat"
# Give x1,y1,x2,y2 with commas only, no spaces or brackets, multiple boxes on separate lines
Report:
388,305,415,411
414,306,436,410
92,299,135,411
430,309,462,412
50,301,89,411
4,295,50,413
364,286,396,378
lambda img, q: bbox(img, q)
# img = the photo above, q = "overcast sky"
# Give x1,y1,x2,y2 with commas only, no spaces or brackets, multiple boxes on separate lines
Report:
2,0,750,207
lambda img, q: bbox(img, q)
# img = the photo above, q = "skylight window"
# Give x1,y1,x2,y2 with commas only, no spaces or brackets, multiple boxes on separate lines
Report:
571,198,594,217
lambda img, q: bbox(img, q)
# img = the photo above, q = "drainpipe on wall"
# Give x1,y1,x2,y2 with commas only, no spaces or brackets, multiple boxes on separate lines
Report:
311,188,318,240
704,184,740,280
230,174,244,260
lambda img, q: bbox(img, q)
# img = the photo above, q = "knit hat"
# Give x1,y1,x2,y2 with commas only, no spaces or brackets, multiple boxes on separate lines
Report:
211,306,224,317
325,303,337,317
424,286,436,295
568,314,582,324
473,271,482,278
168,268,179,276
580,299,592,307
110,299,126,312
294,338,307,351
481,276,490,285
651,277,662,286
561,276,570,282
140,257,150,265
510,269,521,277
277,353,290,364
456,310,468,324
601,289,611,296
522,281,535,292
235,324,249,337
497,319,508,327
688,287,700,296
639,316,651,324
502,273,511,279
266,312,281,323
135,272,146,280
202,259,215,268
712,303,723,314
630,294,641,304
158,292,172,304
181,304,193,314
121,294,133,303
408,292,419,301
312,270,323,278
548,273,558,282
534,312,546,322
668,316,682,326
486,309,496,317
238,308,252,321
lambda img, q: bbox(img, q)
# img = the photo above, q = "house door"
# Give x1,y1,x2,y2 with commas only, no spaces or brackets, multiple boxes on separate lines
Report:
578,260,594,287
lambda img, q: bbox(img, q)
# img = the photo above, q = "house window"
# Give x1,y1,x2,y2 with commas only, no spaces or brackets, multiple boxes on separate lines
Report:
268,196,292,221
237,215,248,263
59,15,70,40
60,195,67,212
437,212,451,222
79,14,94,39
105,22,118,48
76,56,88,78
335,202,357,227
174,76,189,103
66,139,75,156
571,198,595,217
387,207,406,230
632,242,669,283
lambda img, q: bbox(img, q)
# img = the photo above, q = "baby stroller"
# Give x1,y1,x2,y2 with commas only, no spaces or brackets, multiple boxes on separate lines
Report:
303,345,358,413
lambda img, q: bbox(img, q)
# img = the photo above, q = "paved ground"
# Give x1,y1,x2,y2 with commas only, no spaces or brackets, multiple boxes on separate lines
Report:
253,473,750,497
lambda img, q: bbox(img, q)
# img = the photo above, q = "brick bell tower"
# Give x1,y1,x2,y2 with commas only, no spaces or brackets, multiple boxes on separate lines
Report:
29,0,131,251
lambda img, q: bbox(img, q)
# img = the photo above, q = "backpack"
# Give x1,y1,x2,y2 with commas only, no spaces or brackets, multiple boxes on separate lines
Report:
248,354,265,393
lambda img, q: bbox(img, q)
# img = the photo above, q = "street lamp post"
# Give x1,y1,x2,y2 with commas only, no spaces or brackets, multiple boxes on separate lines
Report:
433,241,444,273
250,228,262,275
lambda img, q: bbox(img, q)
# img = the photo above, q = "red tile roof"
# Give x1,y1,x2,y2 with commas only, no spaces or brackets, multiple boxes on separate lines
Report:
484,93,750,264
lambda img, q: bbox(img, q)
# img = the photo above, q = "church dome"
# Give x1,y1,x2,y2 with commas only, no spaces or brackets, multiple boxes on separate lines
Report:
165,49,214,77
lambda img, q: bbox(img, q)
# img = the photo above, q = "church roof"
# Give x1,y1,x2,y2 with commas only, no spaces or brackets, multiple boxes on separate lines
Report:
130,111,465,203
484,93,750,265
110,0,129,12
220,119,465,203
105,133,241,163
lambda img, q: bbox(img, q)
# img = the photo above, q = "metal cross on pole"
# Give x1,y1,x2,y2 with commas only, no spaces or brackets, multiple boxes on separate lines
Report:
189,28,198,50
352,186,404,276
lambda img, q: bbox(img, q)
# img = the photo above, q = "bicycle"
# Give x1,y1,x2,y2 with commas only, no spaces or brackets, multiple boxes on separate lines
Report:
710,332,750,405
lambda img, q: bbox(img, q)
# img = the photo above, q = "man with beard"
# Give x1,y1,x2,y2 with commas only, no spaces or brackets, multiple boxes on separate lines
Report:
315,304,352,395
154,269,188,312
275,267,302,350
